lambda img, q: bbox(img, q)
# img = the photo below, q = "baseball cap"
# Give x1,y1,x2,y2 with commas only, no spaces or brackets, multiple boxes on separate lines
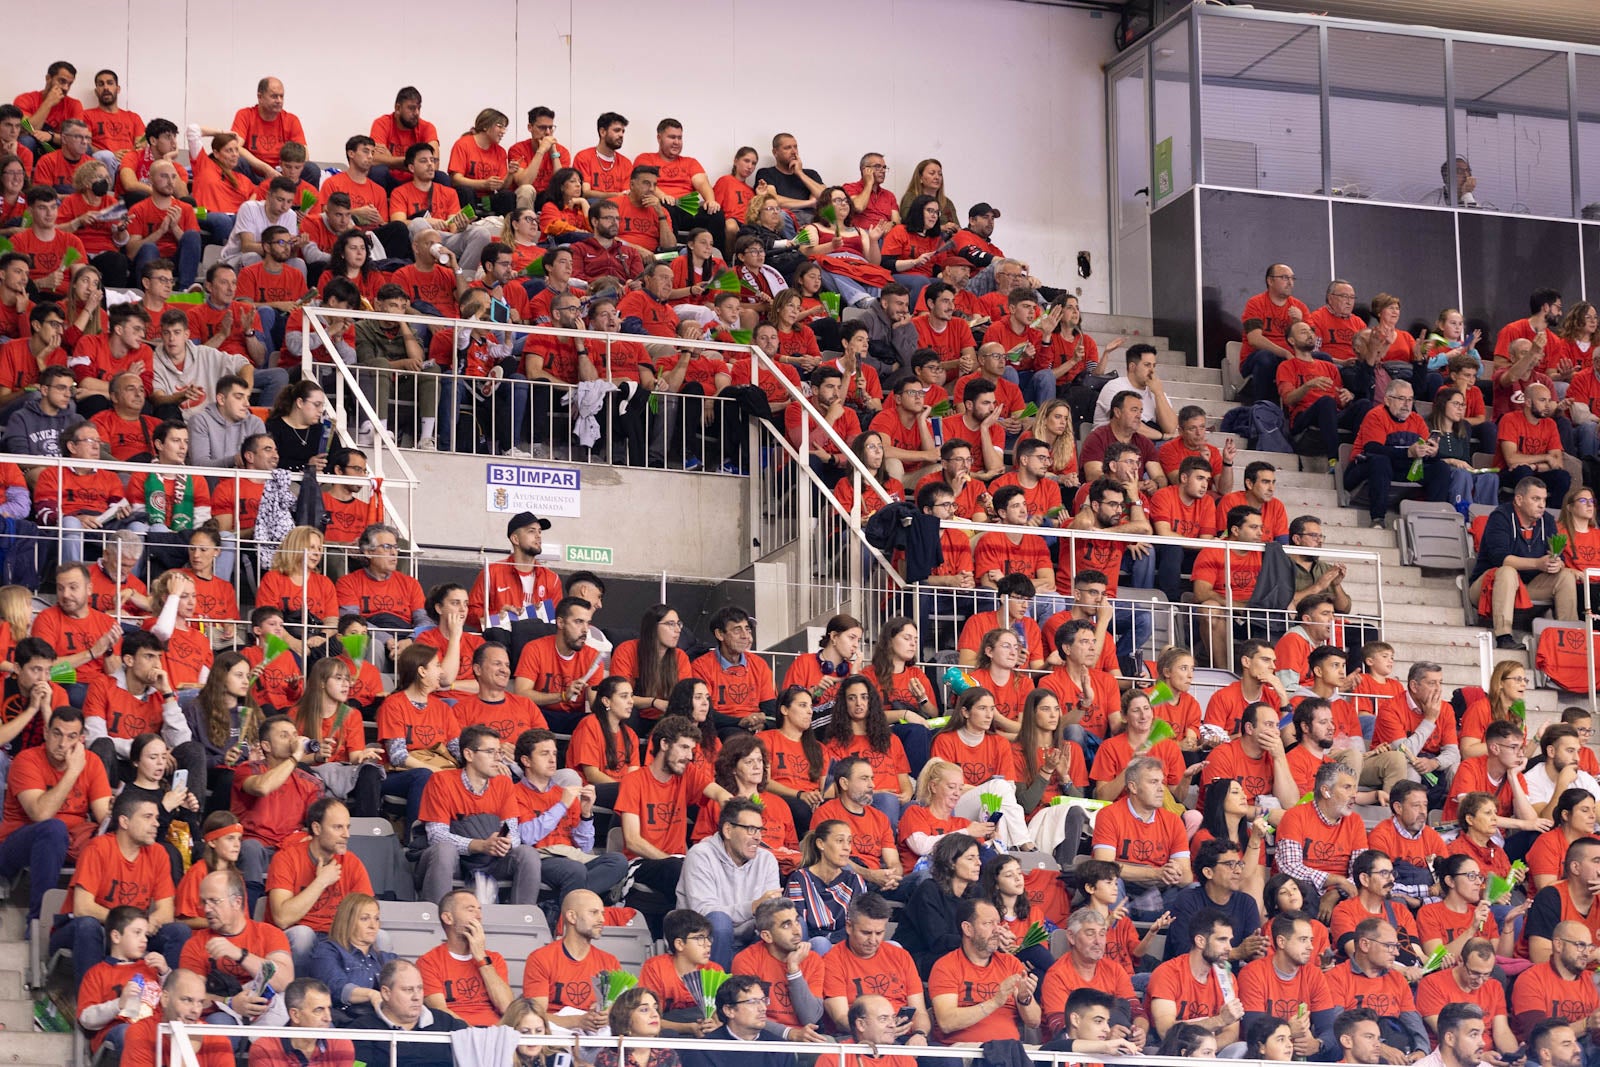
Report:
967,203,1001,219
936,251,970,270
506,512,551,537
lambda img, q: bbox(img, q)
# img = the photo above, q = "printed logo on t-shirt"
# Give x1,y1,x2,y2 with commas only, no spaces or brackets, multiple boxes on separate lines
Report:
848,972,903,1000
644,801,680,828
553,979,596,1009
406,721,448,748
442,974,486,1007
960,980,1003,1007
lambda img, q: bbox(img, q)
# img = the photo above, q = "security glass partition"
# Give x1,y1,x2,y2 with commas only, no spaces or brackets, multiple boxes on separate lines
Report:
1110,4,1600,364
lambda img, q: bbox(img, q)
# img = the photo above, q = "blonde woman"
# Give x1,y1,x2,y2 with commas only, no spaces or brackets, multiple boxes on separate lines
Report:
308,892,396,1021
257,525,338,654
1023,398,1080,488
898,159,959,231
0,584,34,673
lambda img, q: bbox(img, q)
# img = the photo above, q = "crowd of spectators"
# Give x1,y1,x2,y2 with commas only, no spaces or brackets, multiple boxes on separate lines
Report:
4,55,1600,1067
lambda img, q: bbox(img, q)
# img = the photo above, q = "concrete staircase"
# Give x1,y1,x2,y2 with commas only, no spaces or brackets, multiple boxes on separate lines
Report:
1078,312,1566,729
0,904,74,1066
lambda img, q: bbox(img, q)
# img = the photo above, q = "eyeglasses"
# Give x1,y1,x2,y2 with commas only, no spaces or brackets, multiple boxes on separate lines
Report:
733,824,765,834
1463,967,1495,981
1270,273,1297,281
661,619,684,629
685,933,712,944
734,996,770,1007
1457,871,1486,882
1577,497,1597,506
1366,939,1400,950
1215,859,1246,870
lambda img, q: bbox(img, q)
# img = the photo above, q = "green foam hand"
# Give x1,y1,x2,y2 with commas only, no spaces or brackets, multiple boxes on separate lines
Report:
1147,718,1176,745
1018,402,1038,419
708,269,743,294
263,633,290,661
979,792,1003,816
677,193,701,217
1148,680,1176,706
819,291,841,318
49,663,77,684
299,189,317,212
654,250,681,263
730,329,753,345
1004,343,1029,363
523,256,546,278
1420,944,1450,974
929,399,953,417
1549,534,1569,557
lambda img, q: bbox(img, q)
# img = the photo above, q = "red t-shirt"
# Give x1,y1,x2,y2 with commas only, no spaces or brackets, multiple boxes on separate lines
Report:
821,733,910,794
1145,955,1225,1023
416,943,510,1025
0,744,112,857
265,840,373,933
517,637,602,716
1510,961,1598,1027
928,948,1029,1043
973,531,1053,584
1239,291,1312,360
813,797,895,870
1237,955,1334,1018
255,570,338,624
930,729,1015,787
230,759,323,847
334,568,424,621
1324,960,1417,1015
1306,307,1366,362
1092,797,1189,868
691,649,777,719
823,939,924,1009
231,107,305,168
614,763,709,858
66,833,175,913
1275,803,1368,878
10,228,86,291
1417,966,1508,1024
522,941,620,1009
451,694,547,745
1191,545,1262,603
1371,696,1458,758
376,691,457,755
1200,738,1277,806
732,942,824,1028
1275,356,1341,419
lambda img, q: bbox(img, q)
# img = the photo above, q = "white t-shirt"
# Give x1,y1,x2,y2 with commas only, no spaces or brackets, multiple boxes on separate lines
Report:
1523,761,1600,807
1093,375,1156,427
222,198,299,265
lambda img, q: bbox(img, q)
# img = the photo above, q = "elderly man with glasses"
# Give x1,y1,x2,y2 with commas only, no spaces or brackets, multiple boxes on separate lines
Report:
1345,377,1443,529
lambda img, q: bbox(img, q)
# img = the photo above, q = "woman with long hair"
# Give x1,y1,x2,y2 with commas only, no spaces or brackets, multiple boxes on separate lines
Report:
566,676,641,810
257,525,338,655
1558,484,1600,609
1525,787,1598,891
665,227,724,329
265,379,330,472
798,185,892,307
179,523,240,646
318,230,383,305
898,159,958,231
784,819,864,953
1021,398,1080,489
663,676,720,768
833,432,903,520
1458,660,1529,759
59,160,131,287
931,687,1035,850
692,733,799,871
447,108,515,215
781,613,864,717
1559,300,1598,366
1193,777,1270,910
613,605,692,729
594,988,677,1067
711,148,760,251
818,674,913,823
897,759,995,880
1418,853,1522,961
981,853,1055,979
534,167,589,238
307,892,396,1022
862,616,935,724
120,731,201,881
144,569,213,691
759,686,824,834
176,812,244,926
60,261,107,353
1012,688,1087,815
967,628,1029,735
897,831,981,977
879,194,943,300
375,644,454,826
187,651,262,813
292,656,385,816
766,288,822,372
1427,386,1499,506
499,998,557,1067
0,584,34,672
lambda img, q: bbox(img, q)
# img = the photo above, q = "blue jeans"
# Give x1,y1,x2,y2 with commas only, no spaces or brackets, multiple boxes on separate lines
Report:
198,212,236,247
706,910,737,971
1577,420,1599,459
1445,466,1501,506
1241,350,1283,404
381,768,433,829
132,231,203,290
819,270,878,307
0,818,67,919
871,791,904,830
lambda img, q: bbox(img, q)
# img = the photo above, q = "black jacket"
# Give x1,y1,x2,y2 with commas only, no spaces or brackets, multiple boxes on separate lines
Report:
680,1025,797,1067
341,1003,466,1067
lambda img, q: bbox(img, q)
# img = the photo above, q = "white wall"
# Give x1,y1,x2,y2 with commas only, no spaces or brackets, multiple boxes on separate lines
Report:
8,0,1117,308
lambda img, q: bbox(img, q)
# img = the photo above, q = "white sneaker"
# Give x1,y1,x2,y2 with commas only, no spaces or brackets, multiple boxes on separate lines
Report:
503,445,533,459
527,443,550,459
413,437,437,451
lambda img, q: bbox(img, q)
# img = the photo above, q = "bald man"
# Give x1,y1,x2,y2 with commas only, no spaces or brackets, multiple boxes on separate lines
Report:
1511,920,1600,1044
522,889,619,1032
1499,381,1572,501
121,969,234,1067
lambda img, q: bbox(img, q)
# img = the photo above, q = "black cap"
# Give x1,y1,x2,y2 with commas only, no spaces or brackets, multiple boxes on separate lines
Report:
506,512,551,537
967,202,1001,219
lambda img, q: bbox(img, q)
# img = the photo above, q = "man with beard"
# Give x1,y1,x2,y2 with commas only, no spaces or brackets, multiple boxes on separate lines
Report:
522,889,617,1031
930,897,1040,1043
1146,907,1244,1044
369,87,441,190
1238,911,1336,1057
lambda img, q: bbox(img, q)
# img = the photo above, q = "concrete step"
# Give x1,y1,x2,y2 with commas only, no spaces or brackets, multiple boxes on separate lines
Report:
0,1030,73,1066
0,996,37,1030
1165,381,1228,402
1381,601,1468,626
1312,525,1398,550
1343,580,1461,607
1153,364,1218,385
1083,313,1158,336
1231,452,1335,488
1275,487,1342,510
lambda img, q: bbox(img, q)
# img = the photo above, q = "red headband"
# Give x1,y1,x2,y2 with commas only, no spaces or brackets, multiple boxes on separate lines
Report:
204,823,243,844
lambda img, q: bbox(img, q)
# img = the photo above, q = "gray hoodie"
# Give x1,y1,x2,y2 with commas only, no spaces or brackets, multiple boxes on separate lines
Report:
3,394,77,456
677,833,779,936
186,401,266,468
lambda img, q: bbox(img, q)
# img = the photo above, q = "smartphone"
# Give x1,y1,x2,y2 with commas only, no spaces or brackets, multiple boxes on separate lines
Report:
171,769,188,794
896,1006,917,1024
497,822,511,837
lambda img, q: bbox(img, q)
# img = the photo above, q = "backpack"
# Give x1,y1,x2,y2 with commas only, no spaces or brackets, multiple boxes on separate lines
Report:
1249,400,1294,453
